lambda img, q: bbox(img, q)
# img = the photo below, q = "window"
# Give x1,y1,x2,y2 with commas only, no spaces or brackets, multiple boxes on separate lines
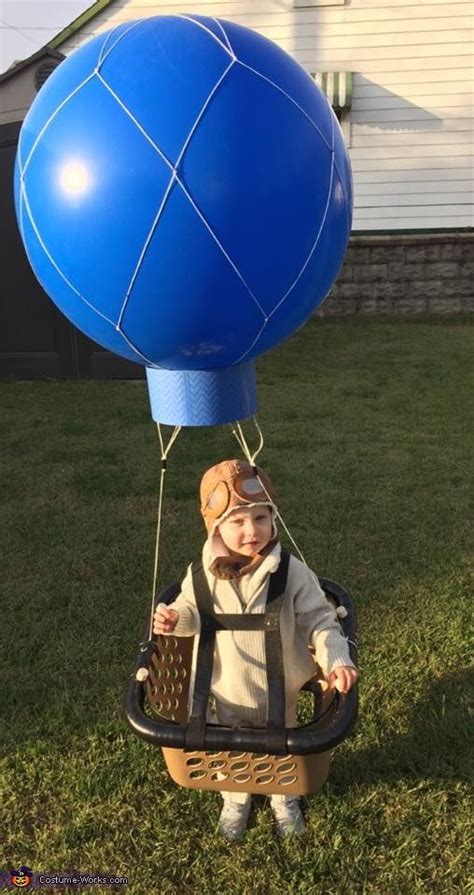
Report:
311,72,353,146
34,60,62,92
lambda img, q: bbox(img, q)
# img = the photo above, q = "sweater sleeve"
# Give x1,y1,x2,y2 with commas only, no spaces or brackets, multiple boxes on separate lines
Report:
160,563,201,637
292,559,355,676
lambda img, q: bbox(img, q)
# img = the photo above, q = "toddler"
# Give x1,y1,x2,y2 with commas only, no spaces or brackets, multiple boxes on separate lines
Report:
154,459,358,840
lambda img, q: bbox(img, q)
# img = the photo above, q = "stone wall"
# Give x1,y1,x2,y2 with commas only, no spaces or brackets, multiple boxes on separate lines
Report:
319,232,474,315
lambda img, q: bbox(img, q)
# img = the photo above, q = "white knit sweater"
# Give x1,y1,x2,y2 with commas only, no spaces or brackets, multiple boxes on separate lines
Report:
169,541,355,727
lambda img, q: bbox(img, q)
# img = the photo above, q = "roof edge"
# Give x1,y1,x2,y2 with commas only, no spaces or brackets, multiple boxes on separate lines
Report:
48,0,116,50
0,46,64,83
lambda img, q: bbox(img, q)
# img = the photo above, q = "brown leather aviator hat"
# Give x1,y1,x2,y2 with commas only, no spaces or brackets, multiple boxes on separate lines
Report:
200,459,277,533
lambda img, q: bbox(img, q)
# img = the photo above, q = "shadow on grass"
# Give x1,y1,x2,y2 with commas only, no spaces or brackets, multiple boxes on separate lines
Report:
3,649,472,792
332,667,473,791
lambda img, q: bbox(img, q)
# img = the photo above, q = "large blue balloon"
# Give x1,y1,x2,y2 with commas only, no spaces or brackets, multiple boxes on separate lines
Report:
15,15,352,422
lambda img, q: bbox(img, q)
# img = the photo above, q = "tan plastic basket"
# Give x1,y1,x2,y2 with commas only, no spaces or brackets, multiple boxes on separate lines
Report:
146,633,333,796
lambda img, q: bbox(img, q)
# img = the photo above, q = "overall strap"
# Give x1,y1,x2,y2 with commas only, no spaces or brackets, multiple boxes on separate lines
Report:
184,560,215,751
262,549,290,753
184,550,291,754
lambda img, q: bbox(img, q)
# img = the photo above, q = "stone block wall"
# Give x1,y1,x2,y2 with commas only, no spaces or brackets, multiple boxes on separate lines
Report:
319,232,474,315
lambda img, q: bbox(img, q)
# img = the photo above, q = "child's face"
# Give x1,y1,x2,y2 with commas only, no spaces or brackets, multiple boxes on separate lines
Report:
217,505,273,557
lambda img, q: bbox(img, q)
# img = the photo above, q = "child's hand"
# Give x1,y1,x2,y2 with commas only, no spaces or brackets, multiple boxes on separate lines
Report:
153,603,179,635
328,665,358,694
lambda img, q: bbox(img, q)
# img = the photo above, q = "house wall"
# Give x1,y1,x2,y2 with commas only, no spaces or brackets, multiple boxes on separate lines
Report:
0,67,41,125
59,0,474,233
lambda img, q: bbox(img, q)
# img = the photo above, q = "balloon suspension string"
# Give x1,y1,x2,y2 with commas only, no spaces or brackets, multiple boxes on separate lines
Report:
231,417,307,565
147,423,182,641
231,417,264,465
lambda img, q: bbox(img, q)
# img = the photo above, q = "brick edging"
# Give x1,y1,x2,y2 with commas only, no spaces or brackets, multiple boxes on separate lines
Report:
319,230,474,315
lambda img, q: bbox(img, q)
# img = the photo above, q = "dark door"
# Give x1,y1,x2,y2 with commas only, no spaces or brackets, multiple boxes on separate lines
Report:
0,120,143,379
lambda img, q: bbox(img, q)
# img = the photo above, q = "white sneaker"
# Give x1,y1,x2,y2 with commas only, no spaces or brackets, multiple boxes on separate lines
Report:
271,798,306,837
218,800,251,841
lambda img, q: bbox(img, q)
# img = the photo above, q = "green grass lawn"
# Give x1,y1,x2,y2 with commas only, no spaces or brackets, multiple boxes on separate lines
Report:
1,319,472,895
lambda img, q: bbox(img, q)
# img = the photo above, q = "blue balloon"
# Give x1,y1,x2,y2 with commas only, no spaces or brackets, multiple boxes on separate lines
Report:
15,15,352,423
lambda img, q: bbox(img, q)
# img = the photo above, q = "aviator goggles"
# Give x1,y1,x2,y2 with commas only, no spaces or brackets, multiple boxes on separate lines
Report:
200,462,276,529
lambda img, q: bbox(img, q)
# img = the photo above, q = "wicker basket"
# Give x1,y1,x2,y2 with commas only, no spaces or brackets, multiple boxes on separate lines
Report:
125,576,357,795
146,633,333,795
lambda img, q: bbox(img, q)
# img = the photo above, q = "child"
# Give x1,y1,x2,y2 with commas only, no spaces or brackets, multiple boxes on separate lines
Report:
154,459,358,840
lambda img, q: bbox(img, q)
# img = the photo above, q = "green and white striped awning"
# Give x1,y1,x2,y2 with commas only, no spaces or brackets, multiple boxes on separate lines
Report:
312,72,352,111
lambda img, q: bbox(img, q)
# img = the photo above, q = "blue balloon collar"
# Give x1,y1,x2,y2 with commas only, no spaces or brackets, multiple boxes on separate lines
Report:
146,362,257,426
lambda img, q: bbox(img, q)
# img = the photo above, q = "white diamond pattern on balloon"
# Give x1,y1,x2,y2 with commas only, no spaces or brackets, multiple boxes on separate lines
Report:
17,15,348,370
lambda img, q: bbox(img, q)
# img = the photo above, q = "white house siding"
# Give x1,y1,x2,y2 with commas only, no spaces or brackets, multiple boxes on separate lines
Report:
59,0,474,232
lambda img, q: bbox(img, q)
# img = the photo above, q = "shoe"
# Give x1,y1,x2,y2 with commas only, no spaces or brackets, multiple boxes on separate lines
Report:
218,800,251,841
271,799,306,837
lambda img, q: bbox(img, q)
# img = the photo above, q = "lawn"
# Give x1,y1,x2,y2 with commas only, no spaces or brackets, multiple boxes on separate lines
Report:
1,318,472,894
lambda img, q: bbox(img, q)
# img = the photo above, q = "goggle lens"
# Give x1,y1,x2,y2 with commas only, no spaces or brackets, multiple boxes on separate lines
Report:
238,477,266,498
204,480,230,518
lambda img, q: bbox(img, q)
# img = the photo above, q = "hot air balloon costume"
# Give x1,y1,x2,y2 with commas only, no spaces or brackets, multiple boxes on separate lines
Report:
14,14,358,825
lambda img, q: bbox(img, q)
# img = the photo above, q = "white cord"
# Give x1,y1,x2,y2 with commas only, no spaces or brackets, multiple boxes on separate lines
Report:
148,423,181,640
231,416,264,465
230,417,307,565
